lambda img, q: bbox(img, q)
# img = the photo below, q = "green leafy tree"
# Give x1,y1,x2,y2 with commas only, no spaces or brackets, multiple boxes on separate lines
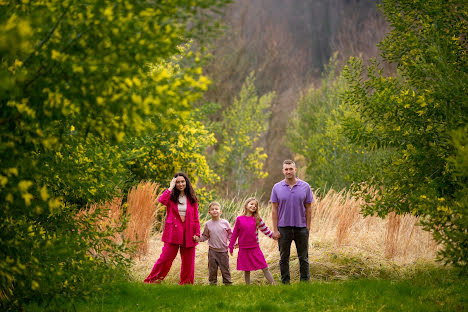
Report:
123,43,219,206
288,54,392,192
342,0,467,268
211,73,274,194
0,0,229,309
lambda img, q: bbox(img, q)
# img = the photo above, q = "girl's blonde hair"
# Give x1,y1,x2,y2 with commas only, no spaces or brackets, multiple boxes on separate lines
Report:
242,197,261,228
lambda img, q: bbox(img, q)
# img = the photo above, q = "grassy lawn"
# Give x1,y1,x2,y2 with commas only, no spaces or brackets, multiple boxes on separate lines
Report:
71,268,466,312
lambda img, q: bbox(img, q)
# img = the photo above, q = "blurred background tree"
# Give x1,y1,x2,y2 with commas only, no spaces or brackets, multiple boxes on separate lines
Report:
201,0,388,193
207,73,274,195
287,54,393,193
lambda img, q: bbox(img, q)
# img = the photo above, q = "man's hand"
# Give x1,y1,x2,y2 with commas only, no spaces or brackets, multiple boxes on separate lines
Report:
271,202,280,240
272,231,281,240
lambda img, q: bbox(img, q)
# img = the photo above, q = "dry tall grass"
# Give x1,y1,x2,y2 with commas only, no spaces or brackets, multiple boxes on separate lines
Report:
385,212,402,258
80,181,163,257
77,196,124,245
125,181,162,256
311,190,438,262
132,188,440,285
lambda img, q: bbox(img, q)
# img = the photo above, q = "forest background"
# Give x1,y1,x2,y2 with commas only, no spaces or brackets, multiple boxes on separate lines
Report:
1,0,466,310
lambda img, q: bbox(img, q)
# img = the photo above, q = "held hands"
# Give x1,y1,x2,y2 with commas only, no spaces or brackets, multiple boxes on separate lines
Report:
193,235,199,242
272,231,280,240
229,244,239,256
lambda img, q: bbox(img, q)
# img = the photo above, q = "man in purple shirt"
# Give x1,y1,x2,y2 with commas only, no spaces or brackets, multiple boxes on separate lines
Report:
271,160,313,284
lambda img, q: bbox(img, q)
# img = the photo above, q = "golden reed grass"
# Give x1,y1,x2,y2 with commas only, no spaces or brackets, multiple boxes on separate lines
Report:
77,196,124,244
385,211,401,258
125,181,163,256
79,181,164,257
132,188,440,284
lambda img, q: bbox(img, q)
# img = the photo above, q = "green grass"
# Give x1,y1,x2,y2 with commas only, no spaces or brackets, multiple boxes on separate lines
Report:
70,268,466,312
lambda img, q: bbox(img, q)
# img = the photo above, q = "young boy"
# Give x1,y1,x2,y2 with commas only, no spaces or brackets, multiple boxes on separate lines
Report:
196,202,232,285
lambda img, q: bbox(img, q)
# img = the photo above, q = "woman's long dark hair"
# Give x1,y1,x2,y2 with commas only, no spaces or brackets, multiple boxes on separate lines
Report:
170,172,198,204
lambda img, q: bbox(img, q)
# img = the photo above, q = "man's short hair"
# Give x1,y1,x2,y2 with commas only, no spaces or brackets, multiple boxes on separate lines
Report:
283,159,296,167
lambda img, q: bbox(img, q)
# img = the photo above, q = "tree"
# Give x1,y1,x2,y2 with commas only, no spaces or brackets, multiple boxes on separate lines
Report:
0,0,229,308
210,73,274,194
123,42,219,206
342,0,467,268
287,54,392,192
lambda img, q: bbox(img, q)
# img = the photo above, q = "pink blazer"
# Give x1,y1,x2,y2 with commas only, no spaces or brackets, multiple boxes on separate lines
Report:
159,189,200,247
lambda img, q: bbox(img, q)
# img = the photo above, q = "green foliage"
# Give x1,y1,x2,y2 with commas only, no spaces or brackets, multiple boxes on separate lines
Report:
288,54,392,191
438,125,468,267
0,0,229,309
124,44,218,188
342,0,467,268
43,134,132,206
209,73,274,194
125,114,218,209
123,45,220,208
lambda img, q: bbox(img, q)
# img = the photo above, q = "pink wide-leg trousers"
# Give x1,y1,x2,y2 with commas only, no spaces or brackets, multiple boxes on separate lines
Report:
144,242,195,285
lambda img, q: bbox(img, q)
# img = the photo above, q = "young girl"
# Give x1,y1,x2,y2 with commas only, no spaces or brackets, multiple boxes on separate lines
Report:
229,197,275,285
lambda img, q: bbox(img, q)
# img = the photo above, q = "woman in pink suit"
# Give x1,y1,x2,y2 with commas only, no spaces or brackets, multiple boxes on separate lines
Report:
144,172,200,285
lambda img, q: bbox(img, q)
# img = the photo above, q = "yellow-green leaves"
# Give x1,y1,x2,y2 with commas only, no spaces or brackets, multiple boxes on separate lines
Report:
212,73,273,193
289,54,392,191
0,13,34,55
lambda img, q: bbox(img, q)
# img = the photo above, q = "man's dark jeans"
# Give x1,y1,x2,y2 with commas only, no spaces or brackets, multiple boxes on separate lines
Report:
278,226,309,284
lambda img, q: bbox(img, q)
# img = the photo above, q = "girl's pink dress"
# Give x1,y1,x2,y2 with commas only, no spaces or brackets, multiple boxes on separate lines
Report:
237,245,267,271
229,216,272,271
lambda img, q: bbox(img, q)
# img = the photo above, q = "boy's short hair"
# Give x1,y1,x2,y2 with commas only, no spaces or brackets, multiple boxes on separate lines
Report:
208,201,221,210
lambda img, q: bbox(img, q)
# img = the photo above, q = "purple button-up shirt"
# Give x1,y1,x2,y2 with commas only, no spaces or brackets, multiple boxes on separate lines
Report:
270,178,313,227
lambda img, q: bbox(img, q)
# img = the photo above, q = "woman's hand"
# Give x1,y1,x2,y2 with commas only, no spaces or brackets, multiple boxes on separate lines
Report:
169,177,176,191
193,235,199,242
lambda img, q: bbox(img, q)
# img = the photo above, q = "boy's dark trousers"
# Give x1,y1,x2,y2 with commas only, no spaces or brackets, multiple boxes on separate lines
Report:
208,248,232,285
